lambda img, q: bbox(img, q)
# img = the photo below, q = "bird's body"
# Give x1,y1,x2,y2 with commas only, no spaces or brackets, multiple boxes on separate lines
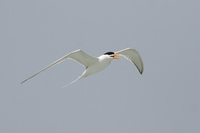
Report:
21,48,143,86
70,55,113,85
89,54,113,74
80,55,113,77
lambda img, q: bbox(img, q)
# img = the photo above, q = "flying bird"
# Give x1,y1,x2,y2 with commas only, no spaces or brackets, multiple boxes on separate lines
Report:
21,48,144,86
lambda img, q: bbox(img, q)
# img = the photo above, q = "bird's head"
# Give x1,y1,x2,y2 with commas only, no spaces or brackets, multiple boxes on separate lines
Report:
104,52,122,59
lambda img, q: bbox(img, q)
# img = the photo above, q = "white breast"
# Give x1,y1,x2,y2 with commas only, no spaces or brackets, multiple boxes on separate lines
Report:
84,55,113,77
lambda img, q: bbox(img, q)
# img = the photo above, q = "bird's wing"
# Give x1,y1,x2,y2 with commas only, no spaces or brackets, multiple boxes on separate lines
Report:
21,49,98,84
115,48,144,74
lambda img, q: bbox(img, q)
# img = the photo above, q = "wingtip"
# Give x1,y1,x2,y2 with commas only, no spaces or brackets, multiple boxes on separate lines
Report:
21,78,30,84
20,80,26,84
140,71,143,75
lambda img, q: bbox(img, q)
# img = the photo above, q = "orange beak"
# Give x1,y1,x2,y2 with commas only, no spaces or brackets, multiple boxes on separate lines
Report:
111,54,122,59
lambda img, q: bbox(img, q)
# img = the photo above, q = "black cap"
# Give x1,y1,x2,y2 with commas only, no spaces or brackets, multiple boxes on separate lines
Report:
104,52,114,55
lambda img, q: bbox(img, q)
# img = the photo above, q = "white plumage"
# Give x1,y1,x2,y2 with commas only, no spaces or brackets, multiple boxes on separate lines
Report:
21,48,143,86
115,48,143,74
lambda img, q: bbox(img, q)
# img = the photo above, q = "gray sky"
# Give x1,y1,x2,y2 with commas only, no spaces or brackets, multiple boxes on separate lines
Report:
1,0,200,133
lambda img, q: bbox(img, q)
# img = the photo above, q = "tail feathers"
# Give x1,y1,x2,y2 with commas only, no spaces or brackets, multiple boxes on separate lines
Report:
60,76,84,89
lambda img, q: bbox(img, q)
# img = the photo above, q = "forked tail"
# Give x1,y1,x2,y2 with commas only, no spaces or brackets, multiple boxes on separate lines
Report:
60,76,84,89
60,70,88,89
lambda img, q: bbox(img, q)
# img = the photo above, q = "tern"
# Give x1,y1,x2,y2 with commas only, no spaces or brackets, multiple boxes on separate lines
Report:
21,48,143,86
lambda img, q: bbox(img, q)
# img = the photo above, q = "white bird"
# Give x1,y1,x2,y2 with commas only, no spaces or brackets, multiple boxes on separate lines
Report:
21,48,144,86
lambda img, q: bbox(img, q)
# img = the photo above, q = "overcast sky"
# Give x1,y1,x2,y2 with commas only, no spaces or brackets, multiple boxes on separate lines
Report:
1,0,200,133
